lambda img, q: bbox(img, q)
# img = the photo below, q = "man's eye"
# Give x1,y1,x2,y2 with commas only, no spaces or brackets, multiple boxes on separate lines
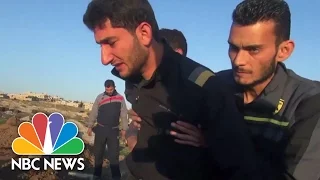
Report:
249,48,259,53
109,41,116,46
229,45,239,52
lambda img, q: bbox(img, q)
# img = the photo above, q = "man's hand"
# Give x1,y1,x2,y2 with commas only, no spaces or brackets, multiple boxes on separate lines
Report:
127,136,137,152
170,121,206,147
128,109,142,130
87,128,92,136
120,130,126,140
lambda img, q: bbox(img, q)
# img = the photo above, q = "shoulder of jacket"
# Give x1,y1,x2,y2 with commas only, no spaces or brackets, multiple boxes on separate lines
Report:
97,93,105,98
286,69,320,98
115,93,125,99
279,69,320,119
294,88,320,121
94,93,105,104
178,57,215,88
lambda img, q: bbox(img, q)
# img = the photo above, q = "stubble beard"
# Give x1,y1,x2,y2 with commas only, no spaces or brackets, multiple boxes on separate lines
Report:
123,37,148,80
243,56,277,88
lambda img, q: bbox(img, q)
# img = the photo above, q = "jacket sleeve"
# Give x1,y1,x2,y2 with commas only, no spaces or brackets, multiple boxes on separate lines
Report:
202,76,263,179
120,96,129,131
87,94,101,128
287,93,320,180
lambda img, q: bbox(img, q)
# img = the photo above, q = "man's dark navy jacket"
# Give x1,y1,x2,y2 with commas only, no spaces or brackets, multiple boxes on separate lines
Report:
112,43,261,180
217,64,320,180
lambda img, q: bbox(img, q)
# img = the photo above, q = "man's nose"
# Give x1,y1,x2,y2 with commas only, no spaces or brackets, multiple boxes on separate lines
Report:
101,45,114,65
233,50,247,67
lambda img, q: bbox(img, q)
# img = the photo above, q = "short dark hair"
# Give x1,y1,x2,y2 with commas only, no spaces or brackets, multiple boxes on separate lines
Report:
232,0,291,44
159,28,188,56
104,79,115,87
83,0,159,40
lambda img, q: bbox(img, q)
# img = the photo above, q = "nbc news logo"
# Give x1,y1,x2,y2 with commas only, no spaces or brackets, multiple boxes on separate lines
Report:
11,112,85,171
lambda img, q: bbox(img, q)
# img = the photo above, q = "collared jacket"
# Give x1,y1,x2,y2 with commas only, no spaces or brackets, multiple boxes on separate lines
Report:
112,42,262,180
87,90,128,130
217,63,320,180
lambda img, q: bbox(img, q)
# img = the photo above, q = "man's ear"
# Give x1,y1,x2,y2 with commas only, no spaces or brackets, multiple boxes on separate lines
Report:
276,39,295,62
135,22,153,47
174,48,183,55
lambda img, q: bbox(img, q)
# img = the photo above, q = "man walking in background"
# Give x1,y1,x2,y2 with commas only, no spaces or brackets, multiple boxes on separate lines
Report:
87,79,128,180
125,28,188,151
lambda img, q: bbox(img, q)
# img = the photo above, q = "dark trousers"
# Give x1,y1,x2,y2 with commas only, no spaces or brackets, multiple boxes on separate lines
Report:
93,125,121,178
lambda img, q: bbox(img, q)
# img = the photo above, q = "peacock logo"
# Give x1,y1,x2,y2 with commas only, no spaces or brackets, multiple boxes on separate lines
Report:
12,112,84,155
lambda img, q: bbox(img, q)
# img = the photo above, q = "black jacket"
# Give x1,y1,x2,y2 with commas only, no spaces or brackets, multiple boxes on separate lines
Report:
112,43,261,180
217,63,320,180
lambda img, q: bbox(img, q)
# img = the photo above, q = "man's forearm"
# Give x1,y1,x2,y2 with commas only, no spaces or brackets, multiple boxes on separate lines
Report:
126,123,138,139
87,95,100,128
125,123,138,151
127,136,137,151
120,99,129,130
87,115,95,127
121,116,129,130
87,106,98,128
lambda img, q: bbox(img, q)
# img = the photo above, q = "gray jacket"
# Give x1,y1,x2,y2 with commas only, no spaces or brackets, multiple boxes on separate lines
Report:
87,91,128,130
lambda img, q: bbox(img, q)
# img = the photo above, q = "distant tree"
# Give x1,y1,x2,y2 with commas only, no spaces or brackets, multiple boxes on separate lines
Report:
27,96,38,101
78,101,84,108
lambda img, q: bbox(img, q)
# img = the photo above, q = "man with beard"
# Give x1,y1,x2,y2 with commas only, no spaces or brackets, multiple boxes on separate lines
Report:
162,0,320,179
83,0,261,179
87,80,128,180
125,28,188,151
